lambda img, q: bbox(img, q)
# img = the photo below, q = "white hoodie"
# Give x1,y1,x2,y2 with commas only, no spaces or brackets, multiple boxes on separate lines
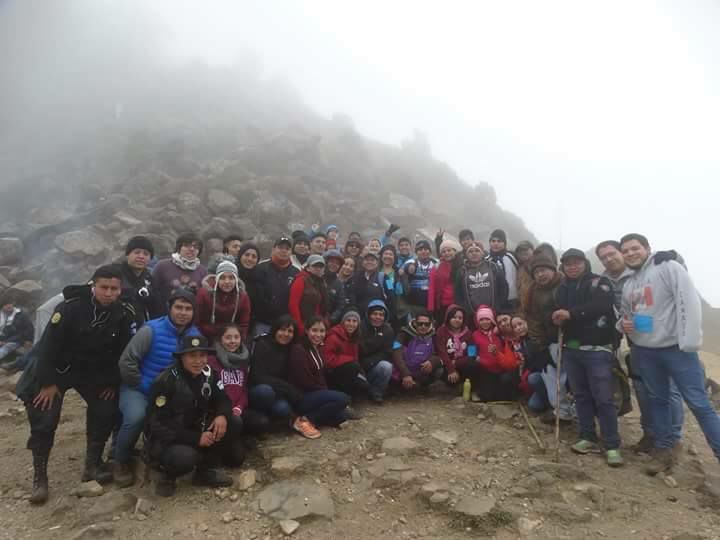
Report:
619,255,702,352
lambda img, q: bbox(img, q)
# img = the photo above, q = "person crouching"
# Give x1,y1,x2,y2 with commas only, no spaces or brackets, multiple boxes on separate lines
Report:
144,335,233,497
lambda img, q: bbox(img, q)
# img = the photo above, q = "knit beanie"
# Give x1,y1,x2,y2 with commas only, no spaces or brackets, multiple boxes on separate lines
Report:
238,242,259,259
216,260,239,279
475,305,496,326
304,254,326,268
125,236,155,258
168,289,196,312
490,229,507,244
530,254,557,275
415,239,432,251
342,310,361,323
439,239,462,253
293,233,309,247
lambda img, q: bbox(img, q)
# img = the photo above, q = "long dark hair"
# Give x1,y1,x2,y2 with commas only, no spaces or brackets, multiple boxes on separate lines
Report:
270,315,298,346
303,315,327,349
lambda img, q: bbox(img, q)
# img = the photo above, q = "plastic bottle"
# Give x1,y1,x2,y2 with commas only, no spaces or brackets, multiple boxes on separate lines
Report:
463,378,472,401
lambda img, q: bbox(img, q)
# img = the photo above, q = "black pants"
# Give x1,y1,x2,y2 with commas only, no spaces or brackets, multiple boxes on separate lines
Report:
158,440,240,477
25,384,117,454
457,362,519,402
327,362,369,397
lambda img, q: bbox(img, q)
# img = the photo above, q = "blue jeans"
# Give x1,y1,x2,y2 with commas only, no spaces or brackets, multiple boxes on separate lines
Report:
632,346,720,460
299,390,350,426
633,370,683,443
248,385,292,419
542,344,575,420
527,372,549,412
366,360,393,400
114,385,149,465
0,342,20,362
564,349,621,449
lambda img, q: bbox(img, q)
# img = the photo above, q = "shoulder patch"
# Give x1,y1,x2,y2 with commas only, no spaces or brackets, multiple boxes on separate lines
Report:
51,312,62,324
155,395,167,407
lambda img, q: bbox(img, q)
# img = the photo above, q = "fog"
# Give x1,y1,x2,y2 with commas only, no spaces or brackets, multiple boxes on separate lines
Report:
1,0,717,305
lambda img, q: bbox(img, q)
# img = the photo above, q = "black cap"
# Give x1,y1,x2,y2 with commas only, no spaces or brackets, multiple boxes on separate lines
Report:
363,251,379,260
560,248,587,263
274,236,292,248
125,235,155,258
168,289,196,311
415,240,432,251
173,334,213,358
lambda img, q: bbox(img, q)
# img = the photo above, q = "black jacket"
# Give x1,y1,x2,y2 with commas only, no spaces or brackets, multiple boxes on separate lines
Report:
254,261,299,325
554,272,616,347
238,266,262,324
454,260,508,315
351,272,387,314
144,362,231,459
249,335,302,406
325,273,348,325
359,322,395,372
35,285,136,388
0,309,34,344
120,262,163,327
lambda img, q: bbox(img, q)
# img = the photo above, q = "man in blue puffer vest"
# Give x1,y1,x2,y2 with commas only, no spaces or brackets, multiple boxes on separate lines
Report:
114,289,200,486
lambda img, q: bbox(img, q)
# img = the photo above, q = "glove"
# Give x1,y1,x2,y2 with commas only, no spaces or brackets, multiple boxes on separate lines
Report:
653,250,677,265
386,223,400,235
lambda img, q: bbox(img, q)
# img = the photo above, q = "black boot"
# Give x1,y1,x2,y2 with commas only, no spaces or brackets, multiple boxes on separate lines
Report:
192,467,233,488
155,471,176,497
82,441,113,484
29,451,49,505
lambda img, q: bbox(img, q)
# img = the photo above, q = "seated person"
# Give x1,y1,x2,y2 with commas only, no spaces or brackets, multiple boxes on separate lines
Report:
144,335,233,497
324,311,369,414
358,300,395,404
0,299,34,365
511,316,550,412
458,305,519,402
434,304,472,386
391,310,443,391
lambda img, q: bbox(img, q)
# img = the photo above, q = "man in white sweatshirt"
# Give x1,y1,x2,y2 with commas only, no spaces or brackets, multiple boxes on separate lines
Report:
619,233,720,475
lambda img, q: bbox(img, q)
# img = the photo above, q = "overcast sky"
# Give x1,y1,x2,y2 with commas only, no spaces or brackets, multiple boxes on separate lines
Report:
10,1,719,305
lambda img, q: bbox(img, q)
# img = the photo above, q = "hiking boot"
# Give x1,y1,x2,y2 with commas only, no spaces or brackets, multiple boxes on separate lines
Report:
155,472,176,497
672,441,683,464
192,468,233,488
113,461,135,488
29,452,49,505
606,449,624,468
645,448,673,476
82,442,113,484
571,439,602,455
344,406,364,420
631,433,654,454
292,416,321,439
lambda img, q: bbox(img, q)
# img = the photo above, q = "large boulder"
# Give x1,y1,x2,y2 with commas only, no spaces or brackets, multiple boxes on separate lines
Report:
0,237,23,266
1,280,44,305
256,481,334,520
55,230,107,258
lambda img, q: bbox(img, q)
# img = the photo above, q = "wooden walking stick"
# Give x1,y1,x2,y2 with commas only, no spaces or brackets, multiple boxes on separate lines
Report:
519,402,546,453
554,329,565,463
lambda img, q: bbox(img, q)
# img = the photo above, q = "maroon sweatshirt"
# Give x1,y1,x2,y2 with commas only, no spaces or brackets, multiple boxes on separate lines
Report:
288,343,328,392
207,349,250,413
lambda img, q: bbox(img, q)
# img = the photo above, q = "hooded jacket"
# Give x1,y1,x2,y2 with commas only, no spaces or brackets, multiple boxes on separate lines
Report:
151,257,208,313
359,299,395,371
196,283,251,341
454,258,507,315
323,324,360,370
254,259,299,325
0,308,34,344
119,261,163,327
434,304,472,375
207,343,250,413
428,259,456,314
393,319,442,379
488,250,519,303
471,309,518,374
288,341,329,392
351,270,387,314
325,272,348,325
249,334,302,405
144,360,231,459
620,256,702,351
521,271,563,350
288,270,328,336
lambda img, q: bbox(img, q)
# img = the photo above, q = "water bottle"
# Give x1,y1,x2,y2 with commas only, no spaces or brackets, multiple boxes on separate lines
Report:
463,378,472,401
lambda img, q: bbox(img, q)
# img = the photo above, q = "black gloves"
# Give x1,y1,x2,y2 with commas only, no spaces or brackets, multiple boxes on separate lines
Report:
653,250,677,265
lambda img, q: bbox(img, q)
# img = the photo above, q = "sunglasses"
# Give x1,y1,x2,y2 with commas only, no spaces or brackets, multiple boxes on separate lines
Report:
415,321,432,327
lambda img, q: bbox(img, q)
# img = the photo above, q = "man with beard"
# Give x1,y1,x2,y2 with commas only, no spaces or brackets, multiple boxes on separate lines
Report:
619,233,720,475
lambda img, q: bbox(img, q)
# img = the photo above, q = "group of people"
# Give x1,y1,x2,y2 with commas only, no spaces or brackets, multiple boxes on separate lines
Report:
4,222,718,504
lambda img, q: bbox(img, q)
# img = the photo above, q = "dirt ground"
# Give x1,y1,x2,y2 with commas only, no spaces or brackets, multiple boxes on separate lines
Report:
1,354,719,540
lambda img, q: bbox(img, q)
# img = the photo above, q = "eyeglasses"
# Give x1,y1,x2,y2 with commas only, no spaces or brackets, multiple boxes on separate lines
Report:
182,244,200,251
415,321,432,327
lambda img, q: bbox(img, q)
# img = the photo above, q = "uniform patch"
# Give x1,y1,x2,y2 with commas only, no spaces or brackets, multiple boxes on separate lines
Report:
155,395,167,407
51,312,62,324
191,338,200,347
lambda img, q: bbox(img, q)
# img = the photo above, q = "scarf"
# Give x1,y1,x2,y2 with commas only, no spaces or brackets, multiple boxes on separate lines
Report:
271,255,291,269
215,344,249,370
171,252,200,271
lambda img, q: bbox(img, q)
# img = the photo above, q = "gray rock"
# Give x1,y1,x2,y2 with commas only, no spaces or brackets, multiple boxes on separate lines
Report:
208,189,239,213
237,469,258,490
222,512,234,524
381,436,419,456
70,481,104,498
573,483,605,504
271,457,305,477
429,492,449,507
454,495,496,518
489,403,519,421
55,229,107,258
351,467,362,484
3,280,43,305
134,498,155,516
430,430,458,445
367,457,411,478
71,523,116,540
517,517,543,536
528,458,592,481
532,471,556,487
256,481,335,520
85,491,137,523
421,481,450,495
279,519,300,536
0,237,23,266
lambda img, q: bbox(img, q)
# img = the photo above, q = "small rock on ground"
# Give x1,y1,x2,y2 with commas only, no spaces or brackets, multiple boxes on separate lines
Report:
279,519,300,536
381,436,419,455
70,481,103,498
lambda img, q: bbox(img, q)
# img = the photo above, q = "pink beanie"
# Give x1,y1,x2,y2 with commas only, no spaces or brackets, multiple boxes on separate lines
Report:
475,305,496,326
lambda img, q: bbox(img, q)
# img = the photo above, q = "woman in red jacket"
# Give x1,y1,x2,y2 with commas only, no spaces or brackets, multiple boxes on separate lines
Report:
457,305,519,402
288,317,350,431
197,261,251,341
323,310,369,413
428,239,462,324
288,255,328,337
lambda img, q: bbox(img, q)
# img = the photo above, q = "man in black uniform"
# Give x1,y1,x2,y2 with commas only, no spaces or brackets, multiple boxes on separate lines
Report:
120,235,163,328
18,265,136,504
144,334,232,497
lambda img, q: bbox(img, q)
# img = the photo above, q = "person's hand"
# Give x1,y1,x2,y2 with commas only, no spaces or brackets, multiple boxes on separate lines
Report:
99,387,116,400
199,431,215,448
407,264,416,275
488,344,497,354
447,371,460,384
232,407,243,417
402,376,416,390
420,360,433,375
552,309,571,326
387,223,400,235
622,316,634,334
209,416,227,441
436,228,445,238
32,385,60,411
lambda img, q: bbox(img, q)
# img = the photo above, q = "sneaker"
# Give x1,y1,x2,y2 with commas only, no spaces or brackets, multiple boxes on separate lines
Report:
631,433,654,455
645,448,673,476
571,439,602,455
606,449,624,468
192,468,233,488
292,416,321,439
344,406,364,420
